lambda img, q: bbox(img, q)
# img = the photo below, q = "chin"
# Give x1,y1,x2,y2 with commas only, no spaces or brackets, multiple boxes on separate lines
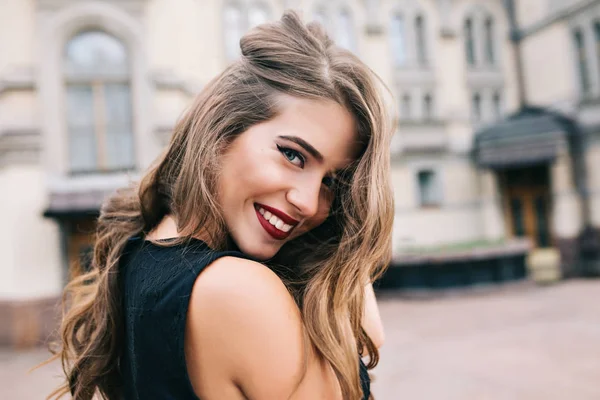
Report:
234,238,280,261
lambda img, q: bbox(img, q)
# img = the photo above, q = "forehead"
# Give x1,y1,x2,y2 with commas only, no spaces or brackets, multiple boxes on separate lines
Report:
271,95,360,169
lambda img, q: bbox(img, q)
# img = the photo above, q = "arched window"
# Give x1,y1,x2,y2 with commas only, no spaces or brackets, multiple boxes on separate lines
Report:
484,17,495,65
64,31,134,173
336,9,356,52
464,18,476,66
248,4,270,29
574,29,590,94
390,14,407,66
224,4,244,60
492,91,502,119
415,15,427,66
423,93,433,120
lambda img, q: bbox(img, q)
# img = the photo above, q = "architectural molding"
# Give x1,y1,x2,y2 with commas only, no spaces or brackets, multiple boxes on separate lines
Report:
364,0,384,36
35,0,150,15
0,128,41,167
394,68,437,86
518,0,600,39
436,0,457,38
37,0,155,175
151,71,202,97
365,23,384,36
0,67,35,96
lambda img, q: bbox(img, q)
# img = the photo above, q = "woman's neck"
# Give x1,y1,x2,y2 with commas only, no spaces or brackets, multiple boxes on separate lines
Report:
146,215,180,241
146,215,219,249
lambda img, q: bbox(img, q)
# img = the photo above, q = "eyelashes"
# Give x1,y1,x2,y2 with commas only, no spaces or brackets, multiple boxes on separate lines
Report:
276,144,337,190
277,145,305,167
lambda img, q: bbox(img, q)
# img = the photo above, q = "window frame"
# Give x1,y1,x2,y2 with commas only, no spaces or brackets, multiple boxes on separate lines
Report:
574,28,591,95
415,14,428,67
416,169,442,208
64,30,135,174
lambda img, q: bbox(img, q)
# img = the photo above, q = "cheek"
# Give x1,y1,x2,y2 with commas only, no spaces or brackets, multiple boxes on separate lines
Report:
222,146,284,198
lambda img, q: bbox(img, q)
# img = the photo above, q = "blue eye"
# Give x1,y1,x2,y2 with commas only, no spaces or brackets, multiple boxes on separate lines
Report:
277,145,305,168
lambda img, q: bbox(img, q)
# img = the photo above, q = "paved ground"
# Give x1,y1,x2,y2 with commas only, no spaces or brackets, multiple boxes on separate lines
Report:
1,280,599,399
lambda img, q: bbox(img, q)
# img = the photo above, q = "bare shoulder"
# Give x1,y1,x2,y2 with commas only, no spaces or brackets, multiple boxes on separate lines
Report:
192,256,293,306
185,256,309,399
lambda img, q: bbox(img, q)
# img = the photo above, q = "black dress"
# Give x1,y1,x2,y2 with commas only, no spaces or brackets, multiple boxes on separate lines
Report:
120,237,370,399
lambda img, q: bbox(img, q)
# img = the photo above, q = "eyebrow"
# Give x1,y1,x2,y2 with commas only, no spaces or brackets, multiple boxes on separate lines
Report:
278,135,324,162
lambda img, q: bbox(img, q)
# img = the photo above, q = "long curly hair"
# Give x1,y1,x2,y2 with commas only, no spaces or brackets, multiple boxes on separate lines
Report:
48,11,394,400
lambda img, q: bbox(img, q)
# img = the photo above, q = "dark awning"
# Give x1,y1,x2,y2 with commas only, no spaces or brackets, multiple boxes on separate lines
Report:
43,189,114,218
473,107,575,169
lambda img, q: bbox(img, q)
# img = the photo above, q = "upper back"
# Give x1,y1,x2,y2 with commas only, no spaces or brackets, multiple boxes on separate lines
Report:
120,236,368,400
120,237,252,399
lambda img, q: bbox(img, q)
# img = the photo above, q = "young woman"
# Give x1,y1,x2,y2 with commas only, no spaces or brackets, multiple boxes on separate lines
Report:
50,11,393,400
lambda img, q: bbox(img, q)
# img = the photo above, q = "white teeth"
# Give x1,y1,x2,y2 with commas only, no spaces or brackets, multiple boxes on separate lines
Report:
257,206,295,233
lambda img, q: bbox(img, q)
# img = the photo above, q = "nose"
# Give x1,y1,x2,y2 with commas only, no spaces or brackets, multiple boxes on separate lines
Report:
286,178,321,218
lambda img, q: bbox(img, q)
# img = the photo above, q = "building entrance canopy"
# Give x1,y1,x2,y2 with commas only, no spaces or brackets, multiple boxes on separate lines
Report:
473,107,576,169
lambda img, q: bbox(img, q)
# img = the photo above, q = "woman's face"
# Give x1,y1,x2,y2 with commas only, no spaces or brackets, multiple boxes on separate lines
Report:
218,94,360,260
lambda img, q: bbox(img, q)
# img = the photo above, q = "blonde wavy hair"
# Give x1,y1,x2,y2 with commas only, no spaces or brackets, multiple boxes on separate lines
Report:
48,11,394,400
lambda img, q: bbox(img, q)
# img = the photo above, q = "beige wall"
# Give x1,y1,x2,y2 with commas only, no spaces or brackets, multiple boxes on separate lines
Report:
391,158,485,250
586,143,600,226
551,148,583,237
515,0,549,28
521,22,578,106
0,0,530,301
0,0,36,71
0,166,62,300
395,208,483,248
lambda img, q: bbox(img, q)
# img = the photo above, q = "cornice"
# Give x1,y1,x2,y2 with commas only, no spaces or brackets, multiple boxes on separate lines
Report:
517,0,600,40
35,0,150,15
0,128,41,167
0,67,35,96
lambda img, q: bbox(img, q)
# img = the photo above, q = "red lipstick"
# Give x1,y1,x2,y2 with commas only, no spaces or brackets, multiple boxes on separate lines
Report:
254,203,298,241
255,203,299,225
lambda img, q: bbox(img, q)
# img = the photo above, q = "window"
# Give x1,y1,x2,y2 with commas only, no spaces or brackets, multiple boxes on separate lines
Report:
465,18,475,66
224,4,244,60
423,94,433,120
401,94,412,120
390,14,407,66
595,22,600,79
415,15,427,66
248,4,269,29
574,29,590,94
64,31,134,173
492,91,502,119
336,9,356,52
417,170,441,207
484,18,495,64
472,93,482,121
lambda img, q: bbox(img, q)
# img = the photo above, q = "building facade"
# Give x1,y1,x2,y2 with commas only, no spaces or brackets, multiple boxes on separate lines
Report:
0,0,598,346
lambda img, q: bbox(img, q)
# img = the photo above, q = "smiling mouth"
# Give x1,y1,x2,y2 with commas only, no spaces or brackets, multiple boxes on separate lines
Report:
254,203,298,240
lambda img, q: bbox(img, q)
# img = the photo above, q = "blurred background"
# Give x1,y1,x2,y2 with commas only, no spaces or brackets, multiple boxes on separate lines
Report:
1,0,599,398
